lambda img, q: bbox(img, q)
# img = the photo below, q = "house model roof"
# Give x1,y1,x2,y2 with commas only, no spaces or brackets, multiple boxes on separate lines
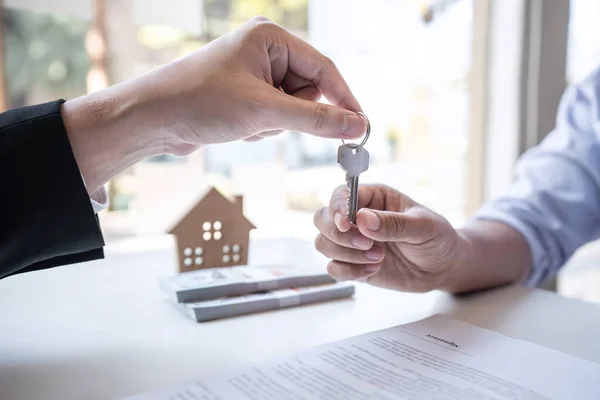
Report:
168,187,256,235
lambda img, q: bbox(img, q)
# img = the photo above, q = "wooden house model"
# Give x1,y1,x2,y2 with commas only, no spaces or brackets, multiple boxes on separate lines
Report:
168,187,256,273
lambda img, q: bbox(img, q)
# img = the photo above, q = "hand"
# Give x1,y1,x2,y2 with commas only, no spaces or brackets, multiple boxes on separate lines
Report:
63,16,366,194
313,184,470,292
150,16,366,146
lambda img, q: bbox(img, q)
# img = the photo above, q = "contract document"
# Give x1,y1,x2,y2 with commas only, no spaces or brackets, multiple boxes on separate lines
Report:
125,314,600,400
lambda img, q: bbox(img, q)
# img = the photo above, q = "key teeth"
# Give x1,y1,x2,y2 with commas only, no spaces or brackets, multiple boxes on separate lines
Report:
347,184,351,209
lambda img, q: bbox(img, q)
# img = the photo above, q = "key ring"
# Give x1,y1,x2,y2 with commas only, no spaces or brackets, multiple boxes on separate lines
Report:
341,112,370,149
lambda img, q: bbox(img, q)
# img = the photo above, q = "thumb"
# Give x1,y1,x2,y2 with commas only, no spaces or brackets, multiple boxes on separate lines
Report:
356,208,434,244
265,90,366,139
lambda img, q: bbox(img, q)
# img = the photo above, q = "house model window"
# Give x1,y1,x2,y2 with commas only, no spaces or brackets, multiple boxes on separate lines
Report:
202,221,223,241
168,187,256,273
182,246,204,267
222,244,242,264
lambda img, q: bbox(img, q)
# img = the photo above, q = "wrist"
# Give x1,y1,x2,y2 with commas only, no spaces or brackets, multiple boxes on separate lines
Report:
437,229,477,293
61,81,180,194
438,221,532,294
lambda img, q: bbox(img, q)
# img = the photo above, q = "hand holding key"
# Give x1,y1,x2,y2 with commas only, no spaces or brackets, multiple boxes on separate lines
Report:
313,184,468,293
62,16,367,195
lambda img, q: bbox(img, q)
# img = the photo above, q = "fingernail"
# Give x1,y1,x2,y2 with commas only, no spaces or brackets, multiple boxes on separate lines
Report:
334,212,344,229
351,233,372,250
342,114,365,138
363,210,381,231
365,264,380,273
366,247,383,261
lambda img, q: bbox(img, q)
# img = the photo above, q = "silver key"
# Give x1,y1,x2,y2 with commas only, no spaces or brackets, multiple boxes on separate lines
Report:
337,143,370,224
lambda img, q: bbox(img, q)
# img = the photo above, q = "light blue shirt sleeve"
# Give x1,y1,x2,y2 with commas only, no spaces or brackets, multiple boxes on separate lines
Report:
473,67,600,286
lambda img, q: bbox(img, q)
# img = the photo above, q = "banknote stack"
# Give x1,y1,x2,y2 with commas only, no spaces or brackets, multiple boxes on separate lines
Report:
159,265,355,322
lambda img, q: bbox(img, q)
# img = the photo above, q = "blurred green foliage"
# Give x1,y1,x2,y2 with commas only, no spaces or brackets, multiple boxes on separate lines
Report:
1,1,307,108
3,8,88,107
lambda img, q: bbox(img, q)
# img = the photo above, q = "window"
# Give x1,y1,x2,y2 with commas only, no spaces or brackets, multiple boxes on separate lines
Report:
567,0,600,84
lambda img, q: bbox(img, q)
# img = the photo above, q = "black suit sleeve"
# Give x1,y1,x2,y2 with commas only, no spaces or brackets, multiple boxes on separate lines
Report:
0,100,105,279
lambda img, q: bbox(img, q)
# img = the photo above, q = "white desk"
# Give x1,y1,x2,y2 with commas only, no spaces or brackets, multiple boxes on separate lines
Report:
1,236,600,400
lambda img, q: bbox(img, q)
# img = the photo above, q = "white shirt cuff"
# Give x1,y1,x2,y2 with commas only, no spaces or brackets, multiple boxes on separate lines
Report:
90,187,109,213
81,173,109,213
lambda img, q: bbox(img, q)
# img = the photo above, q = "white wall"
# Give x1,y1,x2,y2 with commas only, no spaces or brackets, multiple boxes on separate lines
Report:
132,0,204,36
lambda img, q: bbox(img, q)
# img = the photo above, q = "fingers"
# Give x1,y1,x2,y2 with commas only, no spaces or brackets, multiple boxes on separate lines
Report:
283,33,362,112
290,85,321,102
326,183,435,244
314,234,384,264
328,184,420,229
247,18,365,139
327,260,381,282
328,185,352,232
313,207,373,250
264,90,366,139
281,71,321,101
247,84,319,141
242,16,361,112
314,198,386,282
237,17,365,139
328,184,388,232
355,208,435,244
